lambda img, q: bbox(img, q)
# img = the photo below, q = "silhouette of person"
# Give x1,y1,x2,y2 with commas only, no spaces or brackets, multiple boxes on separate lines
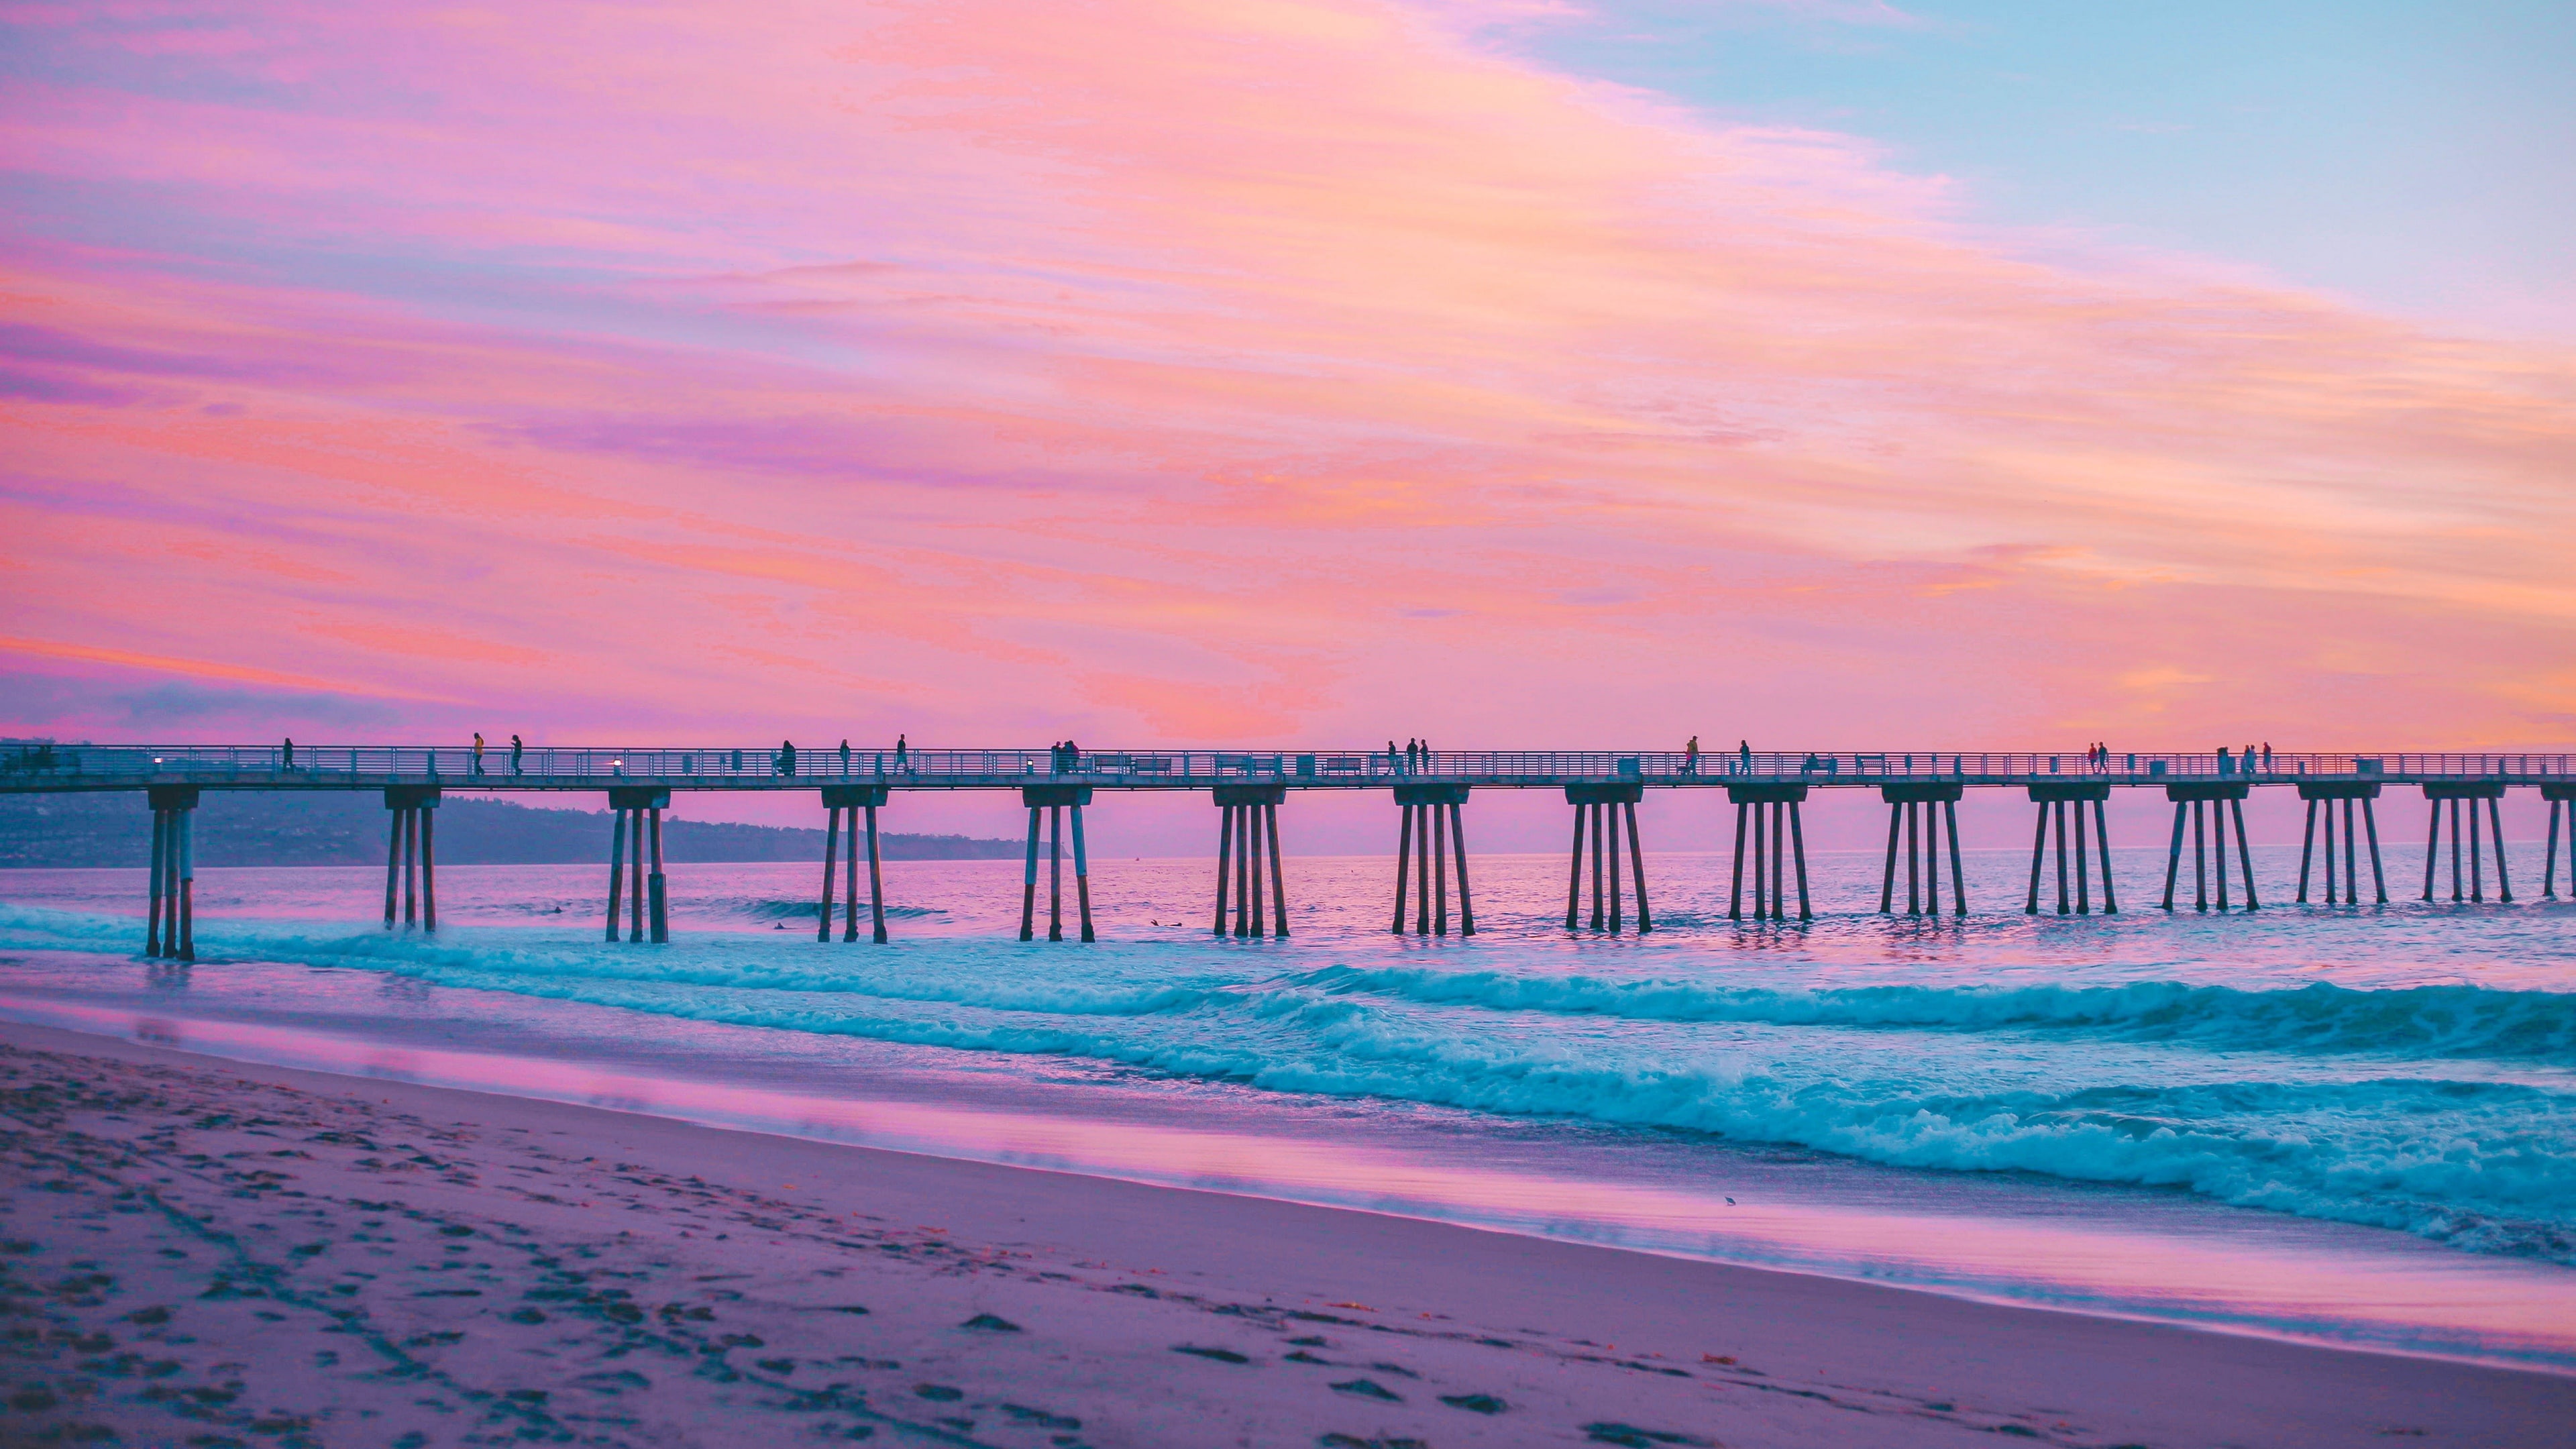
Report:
472,733,485,775
511,734,523,774
282,737,294,770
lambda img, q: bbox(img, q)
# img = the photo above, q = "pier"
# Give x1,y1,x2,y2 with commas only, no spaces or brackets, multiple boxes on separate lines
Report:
6,742,2567,948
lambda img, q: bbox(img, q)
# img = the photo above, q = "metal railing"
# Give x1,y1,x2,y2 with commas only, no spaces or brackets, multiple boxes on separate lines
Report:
4,740,2570,791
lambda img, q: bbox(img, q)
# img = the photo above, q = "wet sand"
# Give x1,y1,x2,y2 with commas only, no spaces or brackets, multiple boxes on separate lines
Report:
2,1019,2567,1448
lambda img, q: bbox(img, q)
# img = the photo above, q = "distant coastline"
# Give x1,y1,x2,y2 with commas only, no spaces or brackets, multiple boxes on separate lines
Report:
0,790,1019,868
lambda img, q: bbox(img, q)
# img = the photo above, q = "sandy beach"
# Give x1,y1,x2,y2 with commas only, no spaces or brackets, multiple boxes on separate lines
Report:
0,1018,2567,1448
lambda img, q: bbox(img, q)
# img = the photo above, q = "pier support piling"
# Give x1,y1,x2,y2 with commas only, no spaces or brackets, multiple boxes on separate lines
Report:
144,786,199,959
2544,784,2575,899
2027,783,2114,916
1020,786,1093,943
2422,783,2508,904
1880,784,1965,916
1727,784,1809,922
2157,783,2248,912
1565,784,1650,932
815,786,890,943
1391,784,1472,936
2296,783,2384,904
377,786,438,937
1215,786,1289,938
596,788,667,942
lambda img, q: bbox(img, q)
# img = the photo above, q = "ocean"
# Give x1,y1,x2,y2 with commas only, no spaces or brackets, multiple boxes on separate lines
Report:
3,844,2571,1371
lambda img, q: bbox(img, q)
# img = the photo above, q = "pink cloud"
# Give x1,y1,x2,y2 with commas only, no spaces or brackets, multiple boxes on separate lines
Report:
1,0,2571,751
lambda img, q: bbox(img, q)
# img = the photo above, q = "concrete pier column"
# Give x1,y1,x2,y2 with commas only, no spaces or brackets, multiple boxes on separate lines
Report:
1623,801,1649,933
378,786,437,933
1564,805,1585,929
1730,800,1750,921
1726,784,1807,923
649,807,669,943
1954,801,1974,916
865,804,888,943
176,802,195,961
1244,802,1265,938
2154,783,2243,912
1072,803,1095,943
1452,802,1477,937
2488,796,2514,902
1389,804,1409,935
2298,782,2378,906
385,806,404,928
146,806,166,957
1884,785,1961,917
402,804,419,926
2024,783,2111,916
605,806,627,942
1392,784,1468,937
1790,797,1813,922
1219,803,1238,936
1589,802,1607,930
627,805,646,942
2422,782,2505,905
818,804,842,941
1018,786,1091,943
420,803,437,934
1020,806,1041,941
1566,784,1644,932
1048,805,1064,941
2543,784,2574,898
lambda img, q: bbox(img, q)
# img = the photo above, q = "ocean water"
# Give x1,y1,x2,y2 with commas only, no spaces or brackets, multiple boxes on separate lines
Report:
3,845,2572,1371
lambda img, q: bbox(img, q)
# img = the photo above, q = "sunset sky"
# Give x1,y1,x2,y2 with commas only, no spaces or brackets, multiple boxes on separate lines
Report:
7,0,2574,801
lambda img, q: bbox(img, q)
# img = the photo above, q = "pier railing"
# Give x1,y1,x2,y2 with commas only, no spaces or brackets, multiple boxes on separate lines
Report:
5,741,2571,792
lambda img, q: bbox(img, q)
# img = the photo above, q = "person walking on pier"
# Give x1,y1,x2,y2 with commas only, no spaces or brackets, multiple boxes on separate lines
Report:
840,739,851,773
1739,739,1752,774
778,739,797,777
472,733,485,775
894,734,909,773
1684,736,1699,774
281,737,295,771
510,734,523,774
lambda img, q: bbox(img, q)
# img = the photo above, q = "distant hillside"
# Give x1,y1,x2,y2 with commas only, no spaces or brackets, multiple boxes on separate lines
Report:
0,790,1020,868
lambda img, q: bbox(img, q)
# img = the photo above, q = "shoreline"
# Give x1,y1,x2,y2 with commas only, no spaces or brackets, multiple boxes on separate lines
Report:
3,1018,2569,1447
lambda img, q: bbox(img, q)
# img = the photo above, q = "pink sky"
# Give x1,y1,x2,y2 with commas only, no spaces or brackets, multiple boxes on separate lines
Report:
5,0,2575,781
